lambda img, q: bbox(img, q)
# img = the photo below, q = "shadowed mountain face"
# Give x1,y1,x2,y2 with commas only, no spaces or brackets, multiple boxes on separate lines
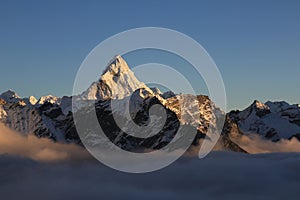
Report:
1,55,299,154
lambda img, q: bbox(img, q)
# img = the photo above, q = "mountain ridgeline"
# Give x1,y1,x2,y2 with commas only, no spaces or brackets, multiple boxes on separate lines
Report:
1,55,300,153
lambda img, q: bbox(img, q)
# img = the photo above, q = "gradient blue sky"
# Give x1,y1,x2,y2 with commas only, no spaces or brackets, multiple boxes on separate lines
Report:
0,0,299,110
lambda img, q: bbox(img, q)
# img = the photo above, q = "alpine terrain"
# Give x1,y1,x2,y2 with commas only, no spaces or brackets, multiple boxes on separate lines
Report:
1,55,299,153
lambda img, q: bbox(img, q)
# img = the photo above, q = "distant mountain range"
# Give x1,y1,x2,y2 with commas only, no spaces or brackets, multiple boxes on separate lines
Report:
1,55,300,153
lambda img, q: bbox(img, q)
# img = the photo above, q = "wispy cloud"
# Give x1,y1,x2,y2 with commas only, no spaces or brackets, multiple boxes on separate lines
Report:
232,133,300,154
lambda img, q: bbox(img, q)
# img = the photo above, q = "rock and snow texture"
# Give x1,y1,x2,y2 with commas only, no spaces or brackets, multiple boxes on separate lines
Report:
0,55,157,143
0,104,7,122
81,55,150,100
229,100,300,140
59,96,72,115
37,95,60,105
0,99,51,138
23,96,38,106
0,90,67,140
0,55,299,152
0,90,20,103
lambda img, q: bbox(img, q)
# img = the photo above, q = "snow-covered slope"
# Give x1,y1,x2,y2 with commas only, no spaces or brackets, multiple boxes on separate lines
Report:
1,55,298,153
229,100,300,140
0,98,52,137
81,55,150,100
0,55,157,144
0,90,69,141
23,96,38,106
37,95,60,105
0,55,245,152
71,55,241,151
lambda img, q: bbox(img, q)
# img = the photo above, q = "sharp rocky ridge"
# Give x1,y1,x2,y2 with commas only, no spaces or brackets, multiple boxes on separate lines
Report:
1,55,299,153
81,55,152,100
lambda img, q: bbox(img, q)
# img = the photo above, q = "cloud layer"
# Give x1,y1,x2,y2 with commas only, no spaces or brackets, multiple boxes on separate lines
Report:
1,124,300,199
232,133,300,153
0,152,300,200
0,123,91,162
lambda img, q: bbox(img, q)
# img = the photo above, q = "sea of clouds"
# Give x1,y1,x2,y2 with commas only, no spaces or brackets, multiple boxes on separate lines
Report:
1,124,300,200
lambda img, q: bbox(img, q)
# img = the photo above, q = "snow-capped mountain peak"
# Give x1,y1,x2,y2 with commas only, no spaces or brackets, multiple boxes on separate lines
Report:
102,55,130,75
252,100,270,110
82,55,150,100
23,96,38,105
1,55,299,154
37,95,59,105
229,100,300,140
0,89,20,103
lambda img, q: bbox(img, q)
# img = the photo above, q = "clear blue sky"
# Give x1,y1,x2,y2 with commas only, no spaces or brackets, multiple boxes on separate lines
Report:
0,0,299,110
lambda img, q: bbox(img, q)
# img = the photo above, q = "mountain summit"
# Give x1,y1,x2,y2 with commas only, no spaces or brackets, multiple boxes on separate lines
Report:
1,55,300,154
229,100,300,140
81,55,150,100
0,89,20,103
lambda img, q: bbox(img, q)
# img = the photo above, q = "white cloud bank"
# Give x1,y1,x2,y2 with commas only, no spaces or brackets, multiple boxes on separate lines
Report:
1,123,300,200
232,133,300,153
0,123,91,162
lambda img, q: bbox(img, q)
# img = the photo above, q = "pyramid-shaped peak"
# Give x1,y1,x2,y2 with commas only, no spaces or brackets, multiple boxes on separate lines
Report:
102,55,130,76
0,89,20,102
111,54,124,63
1,89,19,96
82,55,150,100
251,100,269,110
